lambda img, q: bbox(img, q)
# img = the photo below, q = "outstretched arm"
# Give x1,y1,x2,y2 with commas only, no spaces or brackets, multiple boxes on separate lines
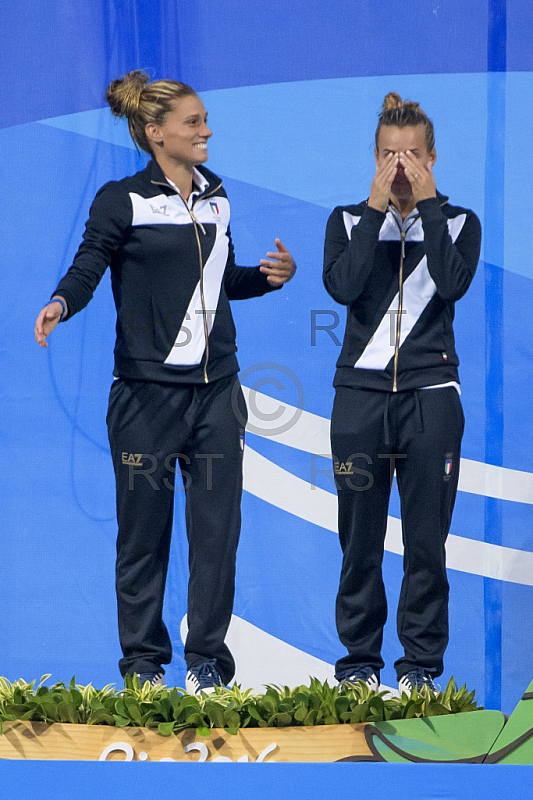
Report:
33,182,130,346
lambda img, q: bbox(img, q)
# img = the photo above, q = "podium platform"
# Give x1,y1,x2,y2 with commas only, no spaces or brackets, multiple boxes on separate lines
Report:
1,761,531,800
2,680,533,799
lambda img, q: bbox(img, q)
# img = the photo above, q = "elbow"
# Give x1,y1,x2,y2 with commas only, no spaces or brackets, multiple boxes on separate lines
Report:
436,282,470,303
323,275,352,306
432,266,475,303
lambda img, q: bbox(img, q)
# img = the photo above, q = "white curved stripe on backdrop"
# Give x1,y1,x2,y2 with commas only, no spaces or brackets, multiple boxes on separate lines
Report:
241,386,533,505
242,441,533,588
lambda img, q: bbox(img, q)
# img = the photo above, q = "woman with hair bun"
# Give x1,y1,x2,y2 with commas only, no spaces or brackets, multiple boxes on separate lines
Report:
323,92,481,695
34,70,296,693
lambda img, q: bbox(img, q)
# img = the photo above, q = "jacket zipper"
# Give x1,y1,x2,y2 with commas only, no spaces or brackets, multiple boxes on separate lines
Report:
392,231,405,392
152,178,223,384
387,198,447,391
190,181,222,384
190,208,210,383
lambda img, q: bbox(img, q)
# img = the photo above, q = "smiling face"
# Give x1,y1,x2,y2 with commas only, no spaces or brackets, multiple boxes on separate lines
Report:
375,124,436,201
145,95,212,168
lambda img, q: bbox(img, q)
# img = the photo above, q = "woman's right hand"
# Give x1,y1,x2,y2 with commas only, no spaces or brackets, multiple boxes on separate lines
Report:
368,152,399,212
34,300,65,347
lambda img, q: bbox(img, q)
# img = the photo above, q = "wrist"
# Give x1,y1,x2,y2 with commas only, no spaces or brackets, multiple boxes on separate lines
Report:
365,200,388,225
49,296,67,321
367,198,388,213
415,189,437,204
416,196,443,223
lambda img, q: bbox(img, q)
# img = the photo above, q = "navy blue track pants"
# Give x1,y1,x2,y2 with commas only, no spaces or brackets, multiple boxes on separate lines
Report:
331,386,464,681
106,374,247,683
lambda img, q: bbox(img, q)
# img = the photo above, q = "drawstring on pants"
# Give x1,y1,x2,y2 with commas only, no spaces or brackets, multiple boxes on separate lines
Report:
383,390,424,447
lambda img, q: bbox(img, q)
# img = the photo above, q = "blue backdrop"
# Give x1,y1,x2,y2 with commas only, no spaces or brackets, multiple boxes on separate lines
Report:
3,0,533,714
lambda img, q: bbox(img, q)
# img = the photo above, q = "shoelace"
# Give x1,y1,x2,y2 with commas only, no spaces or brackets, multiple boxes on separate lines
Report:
405,668,436,690
338,666,375,683
192,659,222,688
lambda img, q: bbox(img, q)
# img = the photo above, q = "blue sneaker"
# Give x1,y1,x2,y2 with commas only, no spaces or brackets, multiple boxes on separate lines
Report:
136,671,165,687
336,665,380,691
398,668,438,694
186,660,224,695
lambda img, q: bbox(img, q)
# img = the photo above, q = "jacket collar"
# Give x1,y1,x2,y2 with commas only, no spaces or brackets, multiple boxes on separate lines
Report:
148,159,221,197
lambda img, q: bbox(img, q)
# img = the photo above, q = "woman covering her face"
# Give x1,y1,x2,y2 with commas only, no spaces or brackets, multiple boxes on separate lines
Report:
323,92,481,695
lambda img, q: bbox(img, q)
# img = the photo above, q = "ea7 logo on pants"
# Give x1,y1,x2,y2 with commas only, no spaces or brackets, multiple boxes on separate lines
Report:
334,459,354,475
122,452,144,466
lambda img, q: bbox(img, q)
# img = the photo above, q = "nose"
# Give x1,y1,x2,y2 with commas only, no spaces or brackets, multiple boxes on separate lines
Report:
202,123,212,138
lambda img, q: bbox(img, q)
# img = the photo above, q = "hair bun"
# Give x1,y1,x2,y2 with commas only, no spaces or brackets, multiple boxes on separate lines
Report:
106,70,150,118
382,92,421,114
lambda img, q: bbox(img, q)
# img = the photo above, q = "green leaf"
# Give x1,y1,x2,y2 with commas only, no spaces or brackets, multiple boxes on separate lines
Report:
37,675,52,690
205,705,225,729
181,696,201,710
169,689,182,712
259,695,278,713
185,712,205,727
124,697,142,724
57,702,78,724
247,705,263,721
223,710,241,730
269,712,292,727
157,721,175,736
424,702,450,717
88,711,115,726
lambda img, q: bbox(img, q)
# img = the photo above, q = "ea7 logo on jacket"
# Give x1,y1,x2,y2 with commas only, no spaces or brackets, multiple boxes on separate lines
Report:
150,203,170,216
122,452,144,466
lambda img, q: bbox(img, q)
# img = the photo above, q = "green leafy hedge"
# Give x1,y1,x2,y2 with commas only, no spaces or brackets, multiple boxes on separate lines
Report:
0,675,480,737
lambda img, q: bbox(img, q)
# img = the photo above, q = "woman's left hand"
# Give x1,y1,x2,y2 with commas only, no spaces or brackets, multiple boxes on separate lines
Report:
400,150,437,204
260,239,297,286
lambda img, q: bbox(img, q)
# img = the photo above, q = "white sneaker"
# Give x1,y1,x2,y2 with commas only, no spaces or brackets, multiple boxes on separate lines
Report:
398,668,438,694
186,660,224,695
136,671,165,687
336,666,380,691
